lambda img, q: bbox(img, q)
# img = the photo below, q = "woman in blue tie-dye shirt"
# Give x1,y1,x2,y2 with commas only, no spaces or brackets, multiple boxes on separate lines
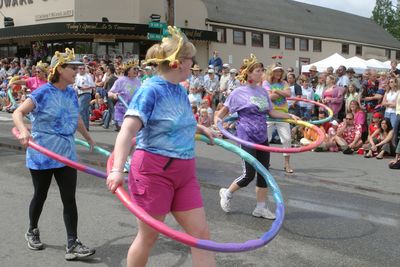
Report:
13,49,96,260
106,27,216,267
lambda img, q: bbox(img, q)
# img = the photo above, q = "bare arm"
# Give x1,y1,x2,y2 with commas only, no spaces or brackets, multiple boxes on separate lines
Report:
10,77,27,86
77,117,95,149
214,106,230,125
376,130,394,147
106,116,143,193
12,98,35,146
268,109,298,120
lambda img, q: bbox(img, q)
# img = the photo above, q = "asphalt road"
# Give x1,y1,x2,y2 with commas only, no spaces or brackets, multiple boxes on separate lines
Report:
0,112,399,267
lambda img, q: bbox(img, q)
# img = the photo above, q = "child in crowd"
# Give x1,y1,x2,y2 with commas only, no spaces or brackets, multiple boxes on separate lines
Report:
199,108,212,127
326,120,339,152
90,97,107,122
192,105,199,122
344,83,359,113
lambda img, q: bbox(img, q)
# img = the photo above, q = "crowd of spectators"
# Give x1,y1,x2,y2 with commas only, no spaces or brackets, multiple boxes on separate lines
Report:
1,52,399,168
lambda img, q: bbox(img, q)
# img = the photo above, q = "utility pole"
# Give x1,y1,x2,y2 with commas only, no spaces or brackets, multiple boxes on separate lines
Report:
167,0,175,26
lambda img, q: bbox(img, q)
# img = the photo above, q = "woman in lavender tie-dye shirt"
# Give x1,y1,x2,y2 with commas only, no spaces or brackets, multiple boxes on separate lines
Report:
108,63,141,130
215,55,299,220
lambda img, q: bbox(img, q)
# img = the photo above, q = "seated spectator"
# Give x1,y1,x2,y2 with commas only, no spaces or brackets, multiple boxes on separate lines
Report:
90,98,107,122
364,118,395,159
368,112,383,136
333,112,363,154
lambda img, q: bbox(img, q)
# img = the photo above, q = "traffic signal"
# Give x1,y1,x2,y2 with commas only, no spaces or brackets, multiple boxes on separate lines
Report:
4,17,14,27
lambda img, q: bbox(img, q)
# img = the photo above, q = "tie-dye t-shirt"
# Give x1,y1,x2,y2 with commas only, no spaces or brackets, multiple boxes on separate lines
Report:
125,76,197,159
224,85,273,143
27,83,79,170
109,76,141,123
263,81,289,113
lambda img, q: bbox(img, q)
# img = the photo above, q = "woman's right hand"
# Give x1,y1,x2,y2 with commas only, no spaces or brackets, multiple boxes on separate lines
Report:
18,128,31,147
106,172,124,193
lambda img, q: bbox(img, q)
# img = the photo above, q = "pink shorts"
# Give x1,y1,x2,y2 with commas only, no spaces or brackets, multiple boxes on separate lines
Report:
128,150,203,216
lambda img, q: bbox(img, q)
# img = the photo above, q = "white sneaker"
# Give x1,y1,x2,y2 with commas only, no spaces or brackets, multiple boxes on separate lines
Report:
252,207,276,220
219,188,232,213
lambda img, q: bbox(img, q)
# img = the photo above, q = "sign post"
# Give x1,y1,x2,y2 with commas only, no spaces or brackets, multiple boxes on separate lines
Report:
147,14,169,41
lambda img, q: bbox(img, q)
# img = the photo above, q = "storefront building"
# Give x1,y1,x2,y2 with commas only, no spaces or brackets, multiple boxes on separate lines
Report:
0,0,216,65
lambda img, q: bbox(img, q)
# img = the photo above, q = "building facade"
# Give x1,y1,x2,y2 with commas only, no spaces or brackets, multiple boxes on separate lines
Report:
1,0,400,71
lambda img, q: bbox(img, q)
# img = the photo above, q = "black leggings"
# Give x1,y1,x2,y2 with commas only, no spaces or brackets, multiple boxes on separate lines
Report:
29,166,78,241
235,139,270,188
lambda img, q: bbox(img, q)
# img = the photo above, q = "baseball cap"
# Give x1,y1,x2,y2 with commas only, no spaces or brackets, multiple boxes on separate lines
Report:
372,112,383,119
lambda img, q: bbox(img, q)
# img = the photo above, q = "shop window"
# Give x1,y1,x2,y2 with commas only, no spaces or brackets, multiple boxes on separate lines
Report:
213,26,226,43
285,36,295,50
313,40,321,52
300,38,308,51
396,50,400,60
356,45,362,56
385,49,391,59
269,34,280,49
75,42,92,55
342,43,349,54
123,42,140,59
251,32,263,47
0,46,7,58
233,29,246,45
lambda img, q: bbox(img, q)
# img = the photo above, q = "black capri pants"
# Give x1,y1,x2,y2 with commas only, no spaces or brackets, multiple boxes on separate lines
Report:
29,166,78,241
235,139,270,188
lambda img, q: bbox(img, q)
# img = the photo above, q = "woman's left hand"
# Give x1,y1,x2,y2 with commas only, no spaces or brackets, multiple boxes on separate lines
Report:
198,125,215,145
87,138,96,152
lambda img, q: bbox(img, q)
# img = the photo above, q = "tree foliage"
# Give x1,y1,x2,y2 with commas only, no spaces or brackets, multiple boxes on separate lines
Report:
372,0,400,40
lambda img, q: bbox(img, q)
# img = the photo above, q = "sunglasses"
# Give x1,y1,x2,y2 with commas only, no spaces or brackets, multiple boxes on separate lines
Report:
346,118,353,120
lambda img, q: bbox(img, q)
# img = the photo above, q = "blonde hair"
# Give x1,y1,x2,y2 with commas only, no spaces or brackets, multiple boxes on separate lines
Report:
200,108,208,114
145,27,196,73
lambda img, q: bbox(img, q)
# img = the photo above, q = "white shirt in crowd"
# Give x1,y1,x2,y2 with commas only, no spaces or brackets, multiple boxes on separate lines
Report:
74,73,95,95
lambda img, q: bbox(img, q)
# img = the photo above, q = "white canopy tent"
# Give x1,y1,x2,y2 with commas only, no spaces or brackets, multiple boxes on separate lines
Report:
344,56,368,74
366,59,390,71
301,53,346,73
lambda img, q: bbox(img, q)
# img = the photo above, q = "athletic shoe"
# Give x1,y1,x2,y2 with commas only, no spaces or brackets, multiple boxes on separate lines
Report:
219,188,232,213
252,207,276,220
25,228,44,250
65,239,95,261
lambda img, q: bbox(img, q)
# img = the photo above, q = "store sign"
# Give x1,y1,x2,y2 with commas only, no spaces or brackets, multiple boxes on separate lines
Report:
35,10,74,21
65,22,137,33
0,0,34,9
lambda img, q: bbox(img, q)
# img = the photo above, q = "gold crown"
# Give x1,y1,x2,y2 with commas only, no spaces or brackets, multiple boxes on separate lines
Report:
122,59,140,70
36,60,49,73
48,48,76,81
145,26,185,68
237,53,258,83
